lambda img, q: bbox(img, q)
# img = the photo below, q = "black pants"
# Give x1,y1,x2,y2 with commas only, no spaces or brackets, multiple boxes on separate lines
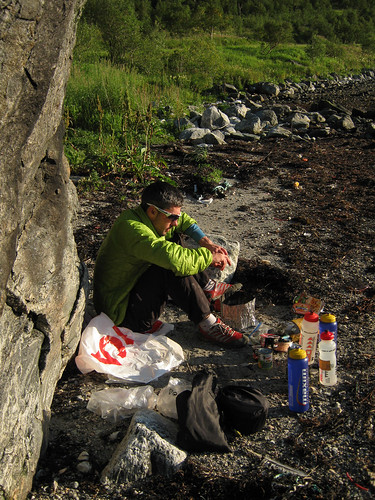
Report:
120,265,212,332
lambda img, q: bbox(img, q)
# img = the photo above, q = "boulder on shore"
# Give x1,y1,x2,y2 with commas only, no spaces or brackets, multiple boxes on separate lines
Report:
0,2,87,499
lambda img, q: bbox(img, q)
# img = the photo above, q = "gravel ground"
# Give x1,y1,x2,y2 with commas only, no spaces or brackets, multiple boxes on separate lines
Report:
28,82,375,500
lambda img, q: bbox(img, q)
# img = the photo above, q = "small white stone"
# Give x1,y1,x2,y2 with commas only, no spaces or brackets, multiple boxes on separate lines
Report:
109,431,120,442
77,460,92,474
77,451,89,461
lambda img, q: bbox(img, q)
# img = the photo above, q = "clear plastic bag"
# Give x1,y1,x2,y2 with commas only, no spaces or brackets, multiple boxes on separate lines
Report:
87,386,157,423
157,377,192,420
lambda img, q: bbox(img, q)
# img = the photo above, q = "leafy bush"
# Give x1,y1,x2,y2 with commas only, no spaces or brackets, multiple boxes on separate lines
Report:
187,148,223,193
305,35,327,61
66,132,171,193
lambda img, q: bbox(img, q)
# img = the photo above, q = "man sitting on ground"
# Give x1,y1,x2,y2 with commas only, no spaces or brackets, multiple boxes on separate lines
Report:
93,181,248,348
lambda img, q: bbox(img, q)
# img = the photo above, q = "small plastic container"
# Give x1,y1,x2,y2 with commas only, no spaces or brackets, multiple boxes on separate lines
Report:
288,348,309,413
319,331,337,386
299,312,319,365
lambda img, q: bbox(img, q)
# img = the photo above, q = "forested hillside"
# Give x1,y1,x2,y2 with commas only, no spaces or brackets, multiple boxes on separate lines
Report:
81,0,375,63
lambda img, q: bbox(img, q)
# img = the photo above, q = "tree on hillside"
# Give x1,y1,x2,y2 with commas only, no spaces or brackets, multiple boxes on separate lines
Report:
193,0,226,36
260,19,293,52
154,0,191,33
135,0,153,29
334,8,362,43
83,0,142,64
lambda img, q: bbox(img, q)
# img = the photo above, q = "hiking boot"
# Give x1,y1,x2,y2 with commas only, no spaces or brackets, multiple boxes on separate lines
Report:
204,281,243,302
199,317,249,348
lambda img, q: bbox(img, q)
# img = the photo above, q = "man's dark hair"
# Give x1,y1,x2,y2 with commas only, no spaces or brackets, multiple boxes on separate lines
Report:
141,181,184,210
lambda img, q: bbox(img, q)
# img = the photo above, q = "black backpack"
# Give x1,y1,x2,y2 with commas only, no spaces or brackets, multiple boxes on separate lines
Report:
176,370,230,453
217,385,269,435
176,370,269,452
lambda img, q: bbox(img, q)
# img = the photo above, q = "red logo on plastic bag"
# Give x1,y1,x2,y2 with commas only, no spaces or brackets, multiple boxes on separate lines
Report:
91,326,134,365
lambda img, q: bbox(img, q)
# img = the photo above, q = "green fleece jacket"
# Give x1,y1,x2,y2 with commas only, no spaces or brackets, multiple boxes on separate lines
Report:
93,205,212,325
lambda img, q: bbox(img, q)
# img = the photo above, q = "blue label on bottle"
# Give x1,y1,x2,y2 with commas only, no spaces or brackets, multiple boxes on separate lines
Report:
288,360,309,412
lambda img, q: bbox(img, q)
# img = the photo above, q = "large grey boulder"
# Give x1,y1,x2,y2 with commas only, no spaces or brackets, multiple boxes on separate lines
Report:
235,114,263,135
201,105,230,130
0,2,87,499
338,115,356,130
101,410,187,485
179,128,226,145
309,112,326,124
256,109,278,127
327,113,356,131
179,127,211,144
204,130,226,145
225,103,249,119
258,82,280,96
266,125,293,138
289,112,311,130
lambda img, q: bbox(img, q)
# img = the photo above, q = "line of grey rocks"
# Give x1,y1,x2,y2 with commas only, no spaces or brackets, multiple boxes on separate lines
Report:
174,70,375,146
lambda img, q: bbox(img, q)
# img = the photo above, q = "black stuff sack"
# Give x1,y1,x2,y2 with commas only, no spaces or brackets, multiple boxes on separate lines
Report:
216,385,269,435
176,370,230,453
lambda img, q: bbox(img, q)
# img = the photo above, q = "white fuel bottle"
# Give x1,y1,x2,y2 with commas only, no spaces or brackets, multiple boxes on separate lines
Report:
319,330,337,386
299,311,319,365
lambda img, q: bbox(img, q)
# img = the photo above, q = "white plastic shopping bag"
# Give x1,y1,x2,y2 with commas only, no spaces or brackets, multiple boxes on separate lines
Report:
75,313,184,383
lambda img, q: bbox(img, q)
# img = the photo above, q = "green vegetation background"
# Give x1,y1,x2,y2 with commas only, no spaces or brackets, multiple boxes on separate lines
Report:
65,0,375,192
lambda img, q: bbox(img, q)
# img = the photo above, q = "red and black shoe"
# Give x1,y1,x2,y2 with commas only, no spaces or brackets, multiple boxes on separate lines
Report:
204,281,242,312
199,317,248,348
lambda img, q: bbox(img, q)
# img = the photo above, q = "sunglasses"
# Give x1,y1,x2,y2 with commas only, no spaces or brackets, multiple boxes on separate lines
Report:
147,203,181,222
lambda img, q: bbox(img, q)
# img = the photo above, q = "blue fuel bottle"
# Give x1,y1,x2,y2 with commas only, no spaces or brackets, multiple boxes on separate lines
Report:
288,348,309,413
319,313,337,343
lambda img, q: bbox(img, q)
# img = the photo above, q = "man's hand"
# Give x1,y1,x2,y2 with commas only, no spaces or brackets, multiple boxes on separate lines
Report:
199,236,232,270
210,251,231,271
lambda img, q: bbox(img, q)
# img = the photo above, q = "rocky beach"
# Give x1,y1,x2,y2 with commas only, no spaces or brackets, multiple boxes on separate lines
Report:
29,74,375,500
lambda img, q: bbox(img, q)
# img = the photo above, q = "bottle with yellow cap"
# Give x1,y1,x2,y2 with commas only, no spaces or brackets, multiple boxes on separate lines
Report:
319,313,337,343
288,348,309,413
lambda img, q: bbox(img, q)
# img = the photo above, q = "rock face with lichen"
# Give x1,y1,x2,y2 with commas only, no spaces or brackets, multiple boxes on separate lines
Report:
0,1,87,498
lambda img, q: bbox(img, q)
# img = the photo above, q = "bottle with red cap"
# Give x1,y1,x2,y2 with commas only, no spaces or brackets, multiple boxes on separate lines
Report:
299,311,319,365
319,331,337,386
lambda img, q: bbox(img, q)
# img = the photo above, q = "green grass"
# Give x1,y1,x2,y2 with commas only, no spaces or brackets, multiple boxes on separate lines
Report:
214,36,373,83
65,33,375,192
65,62,196,130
